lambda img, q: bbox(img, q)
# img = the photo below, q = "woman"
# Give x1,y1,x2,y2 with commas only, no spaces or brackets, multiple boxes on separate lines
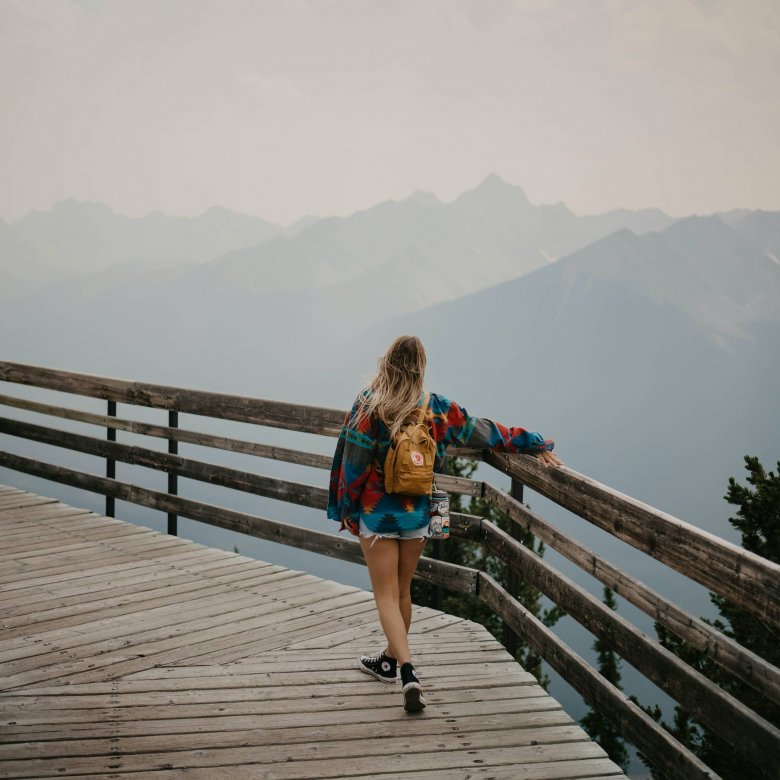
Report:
326,335,562,713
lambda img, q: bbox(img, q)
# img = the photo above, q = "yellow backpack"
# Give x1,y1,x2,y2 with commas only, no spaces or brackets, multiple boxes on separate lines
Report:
383,392,436,495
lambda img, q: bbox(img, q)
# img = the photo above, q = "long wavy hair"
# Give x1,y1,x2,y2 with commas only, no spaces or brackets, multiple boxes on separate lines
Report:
354,335,427,440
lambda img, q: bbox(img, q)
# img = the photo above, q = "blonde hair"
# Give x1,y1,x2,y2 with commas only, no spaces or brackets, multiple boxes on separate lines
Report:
354,335,427,440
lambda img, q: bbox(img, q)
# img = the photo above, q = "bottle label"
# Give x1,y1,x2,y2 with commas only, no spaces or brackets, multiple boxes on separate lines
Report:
428,490,450,539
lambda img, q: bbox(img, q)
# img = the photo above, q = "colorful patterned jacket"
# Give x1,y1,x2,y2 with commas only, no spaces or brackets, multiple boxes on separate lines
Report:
326,389,553,535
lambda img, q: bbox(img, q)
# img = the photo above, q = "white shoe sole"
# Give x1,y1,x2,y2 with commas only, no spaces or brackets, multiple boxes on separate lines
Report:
402,681,427,712
358,658,397,683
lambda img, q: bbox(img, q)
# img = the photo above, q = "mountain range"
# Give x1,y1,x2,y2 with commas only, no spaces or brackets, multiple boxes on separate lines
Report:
1,174,778,561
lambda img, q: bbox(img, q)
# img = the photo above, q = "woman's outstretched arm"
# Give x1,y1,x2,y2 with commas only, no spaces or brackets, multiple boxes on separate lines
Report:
431,392,562,467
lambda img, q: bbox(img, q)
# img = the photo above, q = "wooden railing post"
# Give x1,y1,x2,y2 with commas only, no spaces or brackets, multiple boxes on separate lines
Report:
105,400,116,517
167,410,178,536
502,476,524,656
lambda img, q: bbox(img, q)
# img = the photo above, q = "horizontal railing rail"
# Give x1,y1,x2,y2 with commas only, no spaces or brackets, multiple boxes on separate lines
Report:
486,451,780,631
2,359,779,780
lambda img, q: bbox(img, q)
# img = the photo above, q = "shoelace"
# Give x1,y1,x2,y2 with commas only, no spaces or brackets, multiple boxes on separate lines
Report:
364,652,389,665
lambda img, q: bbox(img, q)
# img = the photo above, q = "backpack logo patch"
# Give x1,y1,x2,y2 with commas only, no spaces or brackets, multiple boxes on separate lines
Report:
411,451,424,466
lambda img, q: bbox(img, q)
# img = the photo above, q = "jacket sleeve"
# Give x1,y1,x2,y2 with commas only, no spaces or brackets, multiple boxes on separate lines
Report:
326,393,377,527
431,392,553,454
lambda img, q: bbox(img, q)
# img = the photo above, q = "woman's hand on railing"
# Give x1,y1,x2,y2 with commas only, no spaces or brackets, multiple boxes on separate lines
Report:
535,449,563,468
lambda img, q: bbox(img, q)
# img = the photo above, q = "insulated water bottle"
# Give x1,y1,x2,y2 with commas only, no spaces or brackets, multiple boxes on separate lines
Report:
428,489,450,539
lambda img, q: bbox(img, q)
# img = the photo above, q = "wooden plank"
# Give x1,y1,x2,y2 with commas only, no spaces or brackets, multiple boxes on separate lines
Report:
4,662,540,701
0,542,214,591
2,592,377,690
0,507,139,535
0,723,590,761
0,551,270,608
320,764,624,780
0,696,563,742
0,553,254,615
1,502,98,521
0,525,159,560
0,570,316,664
0,561,279,635
54,760,623,780
2,661,523,696
124,652,515,679
0,509,97,537
4,526,188,570
277,610,475,652
0,683,552,722
0,532,198,579
0,492,49,506
0,540,201,585
1,697,556,732
0,391,333,469
0,495,56,511
0,570,331,663
0,515,149,545
0,502,95,522
0,360,347,435
0,739,610,778
158,597,381,666
0,565,308,638
0,550,242,614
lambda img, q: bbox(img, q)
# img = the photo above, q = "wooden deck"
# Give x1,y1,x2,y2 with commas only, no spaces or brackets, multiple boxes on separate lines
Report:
0,485,628,779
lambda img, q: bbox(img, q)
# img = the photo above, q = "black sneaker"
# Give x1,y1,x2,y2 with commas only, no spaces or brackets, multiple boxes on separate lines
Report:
358,651,397,683
400,662,426,712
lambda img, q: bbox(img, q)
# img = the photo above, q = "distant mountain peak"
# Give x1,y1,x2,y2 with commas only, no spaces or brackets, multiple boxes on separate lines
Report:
478,172,529,198
663,213,729,238
48,199,116,216
454,172,532,209
404,189,440,207
199,205,256,219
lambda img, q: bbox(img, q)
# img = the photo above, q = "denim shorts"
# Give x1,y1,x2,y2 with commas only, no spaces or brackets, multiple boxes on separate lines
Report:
359,518,429,544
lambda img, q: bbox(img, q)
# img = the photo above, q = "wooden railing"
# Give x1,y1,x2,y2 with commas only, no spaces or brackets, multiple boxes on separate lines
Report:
1,360,778,780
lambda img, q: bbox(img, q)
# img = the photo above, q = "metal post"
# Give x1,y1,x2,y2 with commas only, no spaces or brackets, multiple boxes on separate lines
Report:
105,400,116,517
167,410,178,536
502,476,524,656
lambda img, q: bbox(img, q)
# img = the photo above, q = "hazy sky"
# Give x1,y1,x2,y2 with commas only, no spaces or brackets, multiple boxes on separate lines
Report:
2,0,778,225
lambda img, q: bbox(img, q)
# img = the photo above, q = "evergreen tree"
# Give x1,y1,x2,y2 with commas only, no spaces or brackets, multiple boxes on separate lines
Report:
412,456,563,685
580,587,629,771
635,456,780,779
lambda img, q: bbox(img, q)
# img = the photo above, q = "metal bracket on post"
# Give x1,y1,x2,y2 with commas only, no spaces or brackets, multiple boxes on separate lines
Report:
105,401,116,517
502,476,524,657
167,410,178,536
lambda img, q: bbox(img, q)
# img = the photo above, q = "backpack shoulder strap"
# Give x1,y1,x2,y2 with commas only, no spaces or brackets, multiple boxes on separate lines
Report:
416,391,430,424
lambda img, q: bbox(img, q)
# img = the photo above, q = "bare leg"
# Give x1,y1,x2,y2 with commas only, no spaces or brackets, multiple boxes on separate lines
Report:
360,536,411,665
397,537,427,639
381,538,426,659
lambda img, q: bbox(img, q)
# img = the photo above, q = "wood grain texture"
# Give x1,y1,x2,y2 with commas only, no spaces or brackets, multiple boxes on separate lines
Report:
485,450,780,630
0,485,628,780
482,482,780,706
